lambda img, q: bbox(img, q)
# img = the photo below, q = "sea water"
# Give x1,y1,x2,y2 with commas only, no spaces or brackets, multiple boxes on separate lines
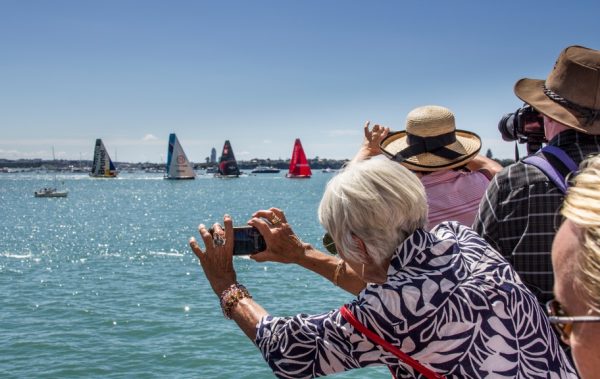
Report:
0,172,389,378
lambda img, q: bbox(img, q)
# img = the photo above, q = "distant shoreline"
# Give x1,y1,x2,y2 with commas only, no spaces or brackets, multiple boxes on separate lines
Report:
0,157,352,171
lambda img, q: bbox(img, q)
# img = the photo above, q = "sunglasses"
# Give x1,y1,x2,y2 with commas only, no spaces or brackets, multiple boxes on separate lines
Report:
546,299,600,340
322,232,338,255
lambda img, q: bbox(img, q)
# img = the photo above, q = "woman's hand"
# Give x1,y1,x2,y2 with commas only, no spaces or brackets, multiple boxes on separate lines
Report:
189,215,237,296
248,208,310,265
351,121,390,163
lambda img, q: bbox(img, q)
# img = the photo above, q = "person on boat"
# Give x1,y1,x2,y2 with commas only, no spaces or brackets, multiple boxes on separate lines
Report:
550,154,600,379
189,158,575,378
352,105,502,230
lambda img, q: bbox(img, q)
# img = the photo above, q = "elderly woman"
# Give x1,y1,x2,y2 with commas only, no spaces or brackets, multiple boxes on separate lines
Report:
551,154,600,379
190,158,575,378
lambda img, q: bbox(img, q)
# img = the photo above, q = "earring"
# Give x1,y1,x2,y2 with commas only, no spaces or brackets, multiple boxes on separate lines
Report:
361,263,365,278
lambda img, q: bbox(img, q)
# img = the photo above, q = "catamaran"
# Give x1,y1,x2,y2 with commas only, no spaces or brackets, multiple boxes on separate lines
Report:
215,140,240,178
164,133,196,180
89,139,118,178
286,138,312,178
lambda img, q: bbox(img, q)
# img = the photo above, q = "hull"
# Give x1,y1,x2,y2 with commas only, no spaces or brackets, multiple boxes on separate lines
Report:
214,174,240,178
34,190,68,198
285,174,311,179
164,176,195,180
251,167,280,173
89,173,118,178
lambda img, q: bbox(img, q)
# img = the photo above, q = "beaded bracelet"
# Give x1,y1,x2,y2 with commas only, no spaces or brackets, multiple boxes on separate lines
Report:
219,283,252,319
332,259,346,287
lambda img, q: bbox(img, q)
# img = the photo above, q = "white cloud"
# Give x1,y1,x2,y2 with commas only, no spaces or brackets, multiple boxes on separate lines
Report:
142,134,159,141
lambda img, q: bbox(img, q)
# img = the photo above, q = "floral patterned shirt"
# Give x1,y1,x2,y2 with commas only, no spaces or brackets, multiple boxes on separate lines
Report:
254,223,576,378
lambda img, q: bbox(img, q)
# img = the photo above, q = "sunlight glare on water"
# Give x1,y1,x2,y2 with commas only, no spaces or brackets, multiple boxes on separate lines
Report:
0,172,388,378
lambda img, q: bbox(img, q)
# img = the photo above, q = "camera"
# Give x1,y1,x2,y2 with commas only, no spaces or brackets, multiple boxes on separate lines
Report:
232,226,266,255
208,225,266,255
498,105,546,155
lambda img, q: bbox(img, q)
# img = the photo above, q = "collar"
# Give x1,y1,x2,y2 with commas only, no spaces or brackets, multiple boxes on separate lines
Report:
387,227,458,276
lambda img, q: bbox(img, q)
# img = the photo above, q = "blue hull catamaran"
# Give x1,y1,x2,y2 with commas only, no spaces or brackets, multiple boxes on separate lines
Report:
89,139,118,178
164,133,196,180
215,140,240,178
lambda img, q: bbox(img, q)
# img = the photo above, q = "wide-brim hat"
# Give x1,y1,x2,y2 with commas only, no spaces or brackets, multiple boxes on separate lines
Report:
514,45,600,134
379,105,481,171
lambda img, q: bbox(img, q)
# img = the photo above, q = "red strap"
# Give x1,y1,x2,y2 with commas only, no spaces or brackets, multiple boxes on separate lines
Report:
340,305,445,379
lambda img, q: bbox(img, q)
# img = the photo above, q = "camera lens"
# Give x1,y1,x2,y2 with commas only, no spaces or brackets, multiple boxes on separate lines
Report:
498,113,518,141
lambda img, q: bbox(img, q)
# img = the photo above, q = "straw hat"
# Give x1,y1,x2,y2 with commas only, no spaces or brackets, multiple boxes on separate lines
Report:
514,45,600,134
379,105,481,171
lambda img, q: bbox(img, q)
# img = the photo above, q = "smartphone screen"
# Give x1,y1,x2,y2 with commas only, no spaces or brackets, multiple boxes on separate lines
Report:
233,226,266,255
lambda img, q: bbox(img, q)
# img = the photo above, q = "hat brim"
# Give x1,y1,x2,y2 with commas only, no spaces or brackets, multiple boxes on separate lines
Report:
379,130,482,171
514,78,600,134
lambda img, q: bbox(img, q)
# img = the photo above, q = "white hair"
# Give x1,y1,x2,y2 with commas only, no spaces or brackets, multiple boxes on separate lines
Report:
562,154,600,313
318,158,428,267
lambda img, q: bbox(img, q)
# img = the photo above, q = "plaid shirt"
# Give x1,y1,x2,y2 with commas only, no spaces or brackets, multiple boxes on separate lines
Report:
473,129,600,303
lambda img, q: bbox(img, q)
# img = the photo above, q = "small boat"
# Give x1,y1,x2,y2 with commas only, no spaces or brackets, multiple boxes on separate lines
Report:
215,140,240,178
286,138,312,179
90,139,118,178
322,167,335,173
251,166,280,174
206,166,218,174
164,133,196,180
34,187,68,198
35,147,68,198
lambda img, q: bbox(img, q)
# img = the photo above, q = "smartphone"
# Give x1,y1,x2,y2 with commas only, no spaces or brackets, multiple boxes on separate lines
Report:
232,226,266,255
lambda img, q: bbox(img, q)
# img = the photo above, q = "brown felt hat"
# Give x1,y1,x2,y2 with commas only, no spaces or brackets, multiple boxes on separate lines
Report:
379,105,481,171
514,45,600,134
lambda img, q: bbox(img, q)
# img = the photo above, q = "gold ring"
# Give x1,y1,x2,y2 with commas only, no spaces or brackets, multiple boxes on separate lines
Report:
271,215,282,225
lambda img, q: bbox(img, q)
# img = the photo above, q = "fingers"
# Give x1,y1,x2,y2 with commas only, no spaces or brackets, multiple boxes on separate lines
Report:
251,208,287,225
269,208,287,224
223,214,233,250
189,237,203,259
198,223,213,249
248,217,273,238
363,121,371,139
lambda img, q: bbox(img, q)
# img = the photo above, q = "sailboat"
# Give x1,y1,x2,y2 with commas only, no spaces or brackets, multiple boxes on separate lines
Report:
89,139,118,178
286,138,312,179
164,133,196,180
215,140,240,178
34,147,68,198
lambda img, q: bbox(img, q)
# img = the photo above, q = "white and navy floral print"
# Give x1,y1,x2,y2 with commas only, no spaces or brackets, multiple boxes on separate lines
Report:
255,222,577,378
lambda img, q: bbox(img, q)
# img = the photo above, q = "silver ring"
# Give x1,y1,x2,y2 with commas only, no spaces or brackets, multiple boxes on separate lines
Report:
213,234,226,247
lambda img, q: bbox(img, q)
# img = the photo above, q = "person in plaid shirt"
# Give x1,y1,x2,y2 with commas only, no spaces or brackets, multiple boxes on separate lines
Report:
474,45,600,304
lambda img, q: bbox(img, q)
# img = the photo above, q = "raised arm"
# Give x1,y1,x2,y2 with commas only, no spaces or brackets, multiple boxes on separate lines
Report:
465,154,503,179
249,208,367,295
350,121,390,164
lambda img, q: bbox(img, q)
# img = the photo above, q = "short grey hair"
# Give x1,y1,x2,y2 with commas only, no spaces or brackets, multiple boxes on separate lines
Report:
318,158,428,267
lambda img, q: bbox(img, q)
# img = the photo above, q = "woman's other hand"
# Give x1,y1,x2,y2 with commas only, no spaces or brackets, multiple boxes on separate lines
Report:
249,208,309,264
351,121,390,163
189,214,237,296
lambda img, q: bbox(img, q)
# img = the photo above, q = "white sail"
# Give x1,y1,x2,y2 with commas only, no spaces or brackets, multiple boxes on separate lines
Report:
165,133,196,180
90,139,118,178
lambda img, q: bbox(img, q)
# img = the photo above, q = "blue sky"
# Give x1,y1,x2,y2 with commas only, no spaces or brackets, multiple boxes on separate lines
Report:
1,0,599,162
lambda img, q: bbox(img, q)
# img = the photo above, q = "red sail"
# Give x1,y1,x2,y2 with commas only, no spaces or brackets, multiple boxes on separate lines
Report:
287,138,312,178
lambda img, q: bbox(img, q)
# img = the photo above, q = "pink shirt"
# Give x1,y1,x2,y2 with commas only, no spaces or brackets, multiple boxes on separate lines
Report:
420,170,490,230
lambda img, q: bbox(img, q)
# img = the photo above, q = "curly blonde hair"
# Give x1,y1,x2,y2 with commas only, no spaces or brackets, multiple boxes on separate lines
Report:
562,154,600,313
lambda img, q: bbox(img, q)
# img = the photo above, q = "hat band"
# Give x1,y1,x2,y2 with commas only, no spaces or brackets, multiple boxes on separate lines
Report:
392,131,462,162
543,85,600,126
